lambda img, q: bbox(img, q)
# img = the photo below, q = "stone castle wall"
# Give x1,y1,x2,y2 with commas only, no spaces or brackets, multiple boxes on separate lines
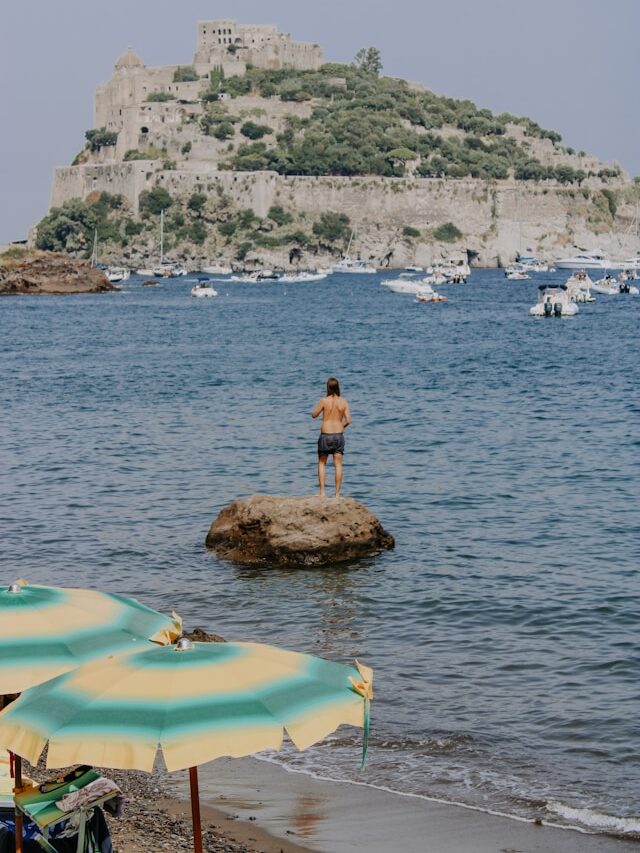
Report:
193,20,322,73
50,165,639,265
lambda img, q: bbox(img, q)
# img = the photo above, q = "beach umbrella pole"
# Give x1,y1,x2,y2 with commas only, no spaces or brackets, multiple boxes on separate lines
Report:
13,754,23,853
189,766,203,853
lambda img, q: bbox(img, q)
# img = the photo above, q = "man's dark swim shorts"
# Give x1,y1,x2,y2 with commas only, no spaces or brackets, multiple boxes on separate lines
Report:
318,432,345,457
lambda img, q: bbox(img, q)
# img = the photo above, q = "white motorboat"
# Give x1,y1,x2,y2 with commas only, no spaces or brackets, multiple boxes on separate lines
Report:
530,284,579,317
105,267,130,283
230,270,282,283
565,272,595,303
405,265,424,272
278,271,328,283
619,257,640,271
383,279,445,301
515,253,552,273
591,275,619,295
382,278,426,294
432,258,470,282
191,283,218,298
555,249,614,270
505,264,530,280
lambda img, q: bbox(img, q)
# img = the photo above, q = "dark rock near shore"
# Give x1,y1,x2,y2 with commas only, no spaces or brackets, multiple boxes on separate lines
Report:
0,251,116,295
183,627,226,643
206,495,395,567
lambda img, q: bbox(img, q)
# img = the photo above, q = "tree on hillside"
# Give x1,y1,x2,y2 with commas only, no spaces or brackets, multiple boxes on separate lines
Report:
353,47,383,76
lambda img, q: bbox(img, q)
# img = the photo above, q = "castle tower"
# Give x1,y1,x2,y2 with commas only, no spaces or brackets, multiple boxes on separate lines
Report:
193,20,322,74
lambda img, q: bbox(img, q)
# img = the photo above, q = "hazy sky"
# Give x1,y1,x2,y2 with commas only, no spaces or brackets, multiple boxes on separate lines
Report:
1,0,638,243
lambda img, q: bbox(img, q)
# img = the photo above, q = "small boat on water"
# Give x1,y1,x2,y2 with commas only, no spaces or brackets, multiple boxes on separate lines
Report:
505,264,530,281
382,278,426,294
142,279,160,287
191,283,218,298
333,232,377,274
382,279,445,301
333,257,377,274
415,284,447,303
530,284,578,317
230,270,282,283
278,271,328,283
618,277,639,295
565,271,595,303
105,267,130,283
136,211,188,278
405,265,424,273
515,253,553,273
591,275,620,295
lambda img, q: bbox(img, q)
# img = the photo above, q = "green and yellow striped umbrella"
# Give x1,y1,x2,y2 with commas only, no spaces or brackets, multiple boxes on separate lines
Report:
0,581,181,694
0,639,373,773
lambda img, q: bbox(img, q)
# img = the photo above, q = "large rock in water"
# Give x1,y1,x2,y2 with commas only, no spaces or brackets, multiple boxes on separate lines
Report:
0,251,116,295
206,495,395,567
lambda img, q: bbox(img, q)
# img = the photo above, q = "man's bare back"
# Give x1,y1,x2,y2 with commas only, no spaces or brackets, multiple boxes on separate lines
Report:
312,395,351,433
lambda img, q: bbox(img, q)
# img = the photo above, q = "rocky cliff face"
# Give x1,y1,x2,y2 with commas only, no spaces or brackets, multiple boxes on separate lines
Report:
0,251,115,295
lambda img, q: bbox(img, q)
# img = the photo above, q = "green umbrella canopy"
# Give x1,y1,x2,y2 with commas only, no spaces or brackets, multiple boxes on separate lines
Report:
0,639,373,772
0,581,181,694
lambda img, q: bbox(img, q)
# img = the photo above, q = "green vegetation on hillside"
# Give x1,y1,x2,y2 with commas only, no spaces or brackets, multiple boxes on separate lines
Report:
206,63,590,181
34,186,353,260
36,192,126,253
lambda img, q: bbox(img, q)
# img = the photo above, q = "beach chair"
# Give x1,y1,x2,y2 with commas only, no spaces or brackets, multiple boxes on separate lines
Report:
11,768,117,853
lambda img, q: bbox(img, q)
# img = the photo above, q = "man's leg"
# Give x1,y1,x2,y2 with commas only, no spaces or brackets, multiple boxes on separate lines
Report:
334,453,343,497
318,454,328,497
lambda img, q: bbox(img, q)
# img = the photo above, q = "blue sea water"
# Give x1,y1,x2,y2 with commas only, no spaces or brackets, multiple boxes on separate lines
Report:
1,270,638,836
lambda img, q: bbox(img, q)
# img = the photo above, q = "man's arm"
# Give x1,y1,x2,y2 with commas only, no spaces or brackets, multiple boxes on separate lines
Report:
311,399,324,419
342,401,351,428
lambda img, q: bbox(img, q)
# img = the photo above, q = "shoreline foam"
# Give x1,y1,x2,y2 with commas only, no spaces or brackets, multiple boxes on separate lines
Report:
169,756,640,853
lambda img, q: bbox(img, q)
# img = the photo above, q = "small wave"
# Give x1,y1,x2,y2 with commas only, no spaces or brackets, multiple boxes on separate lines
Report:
547,801,640,834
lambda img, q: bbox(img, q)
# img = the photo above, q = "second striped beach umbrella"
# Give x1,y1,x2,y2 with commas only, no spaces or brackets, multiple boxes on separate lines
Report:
0,638,373,853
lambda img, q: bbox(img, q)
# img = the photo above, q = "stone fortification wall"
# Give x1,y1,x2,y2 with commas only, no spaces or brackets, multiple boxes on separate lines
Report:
50,165,639,264
193,20,322,73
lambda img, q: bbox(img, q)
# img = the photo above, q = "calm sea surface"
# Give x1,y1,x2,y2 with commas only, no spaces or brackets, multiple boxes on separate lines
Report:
1,270,638,836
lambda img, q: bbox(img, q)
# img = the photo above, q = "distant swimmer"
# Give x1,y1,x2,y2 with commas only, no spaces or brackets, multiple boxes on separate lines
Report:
311,377,351,498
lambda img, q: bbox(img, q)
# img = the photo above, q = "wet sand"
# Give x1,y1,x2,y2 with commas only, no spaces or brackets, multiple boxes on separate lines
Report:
168,757,639,853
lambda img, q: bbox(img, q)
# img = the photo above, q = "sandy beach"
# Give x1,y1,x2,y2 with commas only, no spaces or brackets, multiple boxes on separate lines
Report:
142,757,637,853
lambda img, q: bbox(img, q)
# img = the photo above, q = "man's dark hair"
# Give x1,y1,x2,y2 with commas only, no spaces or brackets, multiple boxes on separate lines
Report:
327,377,340,396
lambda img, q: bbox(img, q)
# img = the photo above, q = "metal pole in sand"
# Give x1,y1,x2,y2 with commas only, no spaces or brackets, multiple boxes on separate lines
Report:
13,753,23,853
189,766,203,853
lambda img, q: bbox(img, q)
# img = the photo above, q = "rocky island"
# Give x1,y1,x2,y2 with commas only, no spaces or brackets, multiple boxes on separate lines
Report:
206,495,395,567
32,19,638,271
0,249,115,296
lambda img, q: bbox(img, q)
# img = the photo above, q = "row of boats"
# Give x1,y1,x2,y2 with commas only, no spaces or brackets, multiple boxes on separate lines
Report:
530,271,638,317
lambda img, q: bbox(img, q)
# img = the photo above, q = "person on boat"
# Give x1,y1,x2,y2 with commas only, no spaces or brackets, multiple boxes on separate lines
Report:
311,377,351,498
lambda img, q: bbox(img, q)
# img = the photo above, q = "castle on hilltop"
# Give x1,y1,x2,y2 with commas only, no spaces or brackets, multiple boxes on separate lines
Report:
93,20,322,158
193,21,322,75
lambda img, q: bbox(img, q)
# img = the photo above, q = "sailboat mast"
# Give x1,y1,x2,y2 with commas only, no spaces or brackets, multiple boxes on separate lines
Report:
91,228,98,268
160,210,164,265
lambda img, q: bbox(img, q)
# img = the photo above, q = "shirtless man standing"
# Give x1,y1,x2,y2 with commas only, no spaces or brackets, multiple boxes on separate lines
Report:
311,377,351,497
